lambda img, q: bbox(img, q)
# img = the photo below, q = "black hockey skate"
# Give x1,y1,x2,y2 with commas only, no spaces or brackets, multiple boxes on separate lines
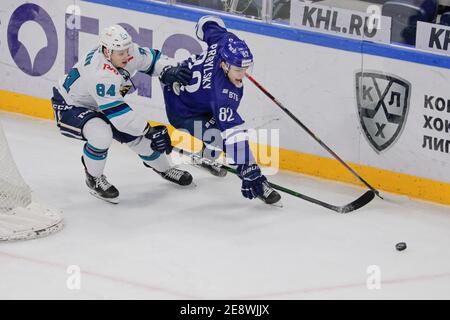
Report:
259,181,281,205
197,161,228,177
82,157,119,204
144,163,193,186
192,151,227,177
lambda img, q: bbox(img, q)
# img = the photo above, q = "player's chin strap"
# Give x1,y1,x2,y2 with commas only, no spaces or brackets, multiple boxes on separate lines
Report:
104,47,113,62
222,61,231,77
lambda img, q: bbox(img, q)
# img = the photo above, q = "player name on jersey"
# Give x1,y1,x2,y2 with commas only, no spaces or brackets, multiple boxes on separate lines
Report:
416,21,450,56
289,0,391,44
202,43,218,90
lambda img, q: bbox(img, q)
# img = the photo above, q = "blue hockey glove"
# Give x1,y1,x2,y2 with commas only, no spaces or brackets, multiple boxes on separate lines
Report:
159,64,192,86
237,163,267,200
145,125,173,154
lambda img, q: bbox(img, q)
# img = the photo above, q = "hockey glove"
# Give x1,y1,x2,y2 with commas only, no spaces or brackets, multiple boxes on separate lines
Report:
145,125,173,154
159,64,192,86
237,163,267,200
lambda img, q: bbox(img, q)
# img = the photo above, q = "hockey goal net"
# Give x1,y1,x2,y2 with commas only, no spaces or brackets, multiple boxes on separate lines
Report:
0,119,63,241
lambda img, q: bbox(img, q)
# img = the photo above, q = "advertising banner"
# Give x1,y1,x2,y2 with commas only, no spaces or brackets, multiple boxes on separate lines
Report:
1,0,450,203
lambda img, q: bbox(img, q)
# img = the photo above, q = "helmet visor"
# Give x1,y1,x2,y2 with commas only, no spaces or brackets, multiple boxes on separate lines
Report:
228,63,254,75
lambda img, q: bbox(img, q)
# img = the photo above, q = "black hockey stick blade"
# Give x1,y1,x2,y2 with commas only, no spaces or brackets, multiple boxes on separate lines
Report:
321,190,375,213
173,147,375,213
338,190,375,213
266,181,375,213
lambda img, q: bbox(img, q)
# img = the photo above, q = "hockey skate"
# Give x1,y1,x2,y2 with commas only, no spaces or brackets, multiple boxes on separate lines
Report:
194,158,228,177
191,150,228,177
82,157,119,204
144,163,193,186
259,181,282,205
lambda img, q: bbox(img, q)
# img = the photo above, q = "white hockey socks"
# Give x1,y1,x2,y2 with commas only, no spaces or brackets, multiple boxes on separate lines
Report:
82,118,113,177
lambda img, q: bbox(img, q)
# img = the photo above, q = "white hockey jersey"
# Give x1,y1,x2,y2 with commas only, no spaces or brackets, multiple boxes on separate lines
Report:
57,43,174,137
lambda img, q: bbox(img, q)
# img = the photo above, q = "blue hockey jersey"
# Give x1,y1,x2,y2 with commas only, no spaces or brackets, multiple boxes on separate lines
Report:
164,18,255,165
163,21,246,132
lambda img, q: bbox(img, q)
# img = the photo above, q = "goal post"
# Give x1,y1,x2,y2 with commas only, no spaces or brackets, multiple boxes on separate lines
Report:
0,119,63,241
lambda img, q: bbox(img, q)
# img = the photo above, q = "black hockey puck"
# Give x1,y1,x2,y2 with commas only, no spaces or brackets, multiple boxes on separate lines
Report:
395,242,407,251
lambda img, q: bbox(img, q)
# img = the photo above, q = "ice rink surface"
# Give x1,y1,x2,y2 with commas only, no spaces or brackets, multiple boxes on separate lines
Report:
0,111,449,299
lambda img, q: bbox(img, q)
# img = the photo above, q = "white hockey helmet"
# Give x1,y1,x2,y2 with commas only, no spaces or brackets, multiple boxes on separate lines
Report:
100,24,132,58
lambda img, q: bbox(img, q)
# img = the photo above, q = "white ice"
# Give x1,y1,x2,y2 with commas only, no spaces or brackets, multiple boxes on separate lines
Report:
0,111,449,300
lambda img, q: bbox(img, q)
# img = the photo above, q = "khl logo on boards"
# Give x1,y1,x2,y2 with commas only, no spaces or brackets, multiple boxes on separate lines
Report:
355,72,411,153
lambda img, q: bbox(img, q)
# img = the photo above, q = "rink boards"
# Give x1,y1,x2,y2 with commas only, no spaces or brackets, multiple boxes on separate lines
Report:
1,0,450,205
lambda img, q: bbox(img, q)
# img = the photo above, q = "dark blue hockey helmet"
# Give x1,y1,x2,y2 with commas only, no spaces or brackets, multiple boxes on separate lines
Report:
220,38,253,69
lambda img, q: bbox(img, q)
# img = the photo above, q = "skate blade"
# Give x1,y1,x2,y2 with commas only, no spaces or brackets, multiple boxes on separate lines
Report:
258,197,283,208
211,170,227,177
89,190,119,204
209,167,228,177
171,180,197,188
267,200,284,208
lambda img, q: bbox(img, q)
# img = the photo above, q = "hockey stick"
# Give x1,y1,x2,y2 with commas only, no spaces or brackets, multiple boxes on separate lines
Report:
173,147,375,213
245,73,383,200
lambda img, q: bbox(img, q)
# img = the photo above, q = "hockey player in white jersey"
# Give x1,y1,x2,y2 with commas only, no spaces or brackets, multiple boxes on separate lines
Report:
51,24,194,203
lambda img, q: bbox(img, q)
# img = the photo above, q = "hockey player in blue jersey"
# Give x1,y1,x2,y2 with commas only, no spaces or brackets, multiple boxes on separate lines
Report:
51,25,194,203
163,16,281,205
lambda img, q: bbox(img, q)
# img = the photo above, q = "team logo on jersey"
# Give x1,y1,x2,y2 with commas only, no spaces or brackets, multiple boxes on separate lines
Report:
355,71,411,153
103,63,119,75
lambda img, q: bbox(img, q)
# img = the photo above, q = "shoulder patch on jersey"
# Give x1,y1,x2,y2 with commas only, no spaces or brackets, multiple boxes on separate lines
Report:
138,47,147,55
84,47,98,66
